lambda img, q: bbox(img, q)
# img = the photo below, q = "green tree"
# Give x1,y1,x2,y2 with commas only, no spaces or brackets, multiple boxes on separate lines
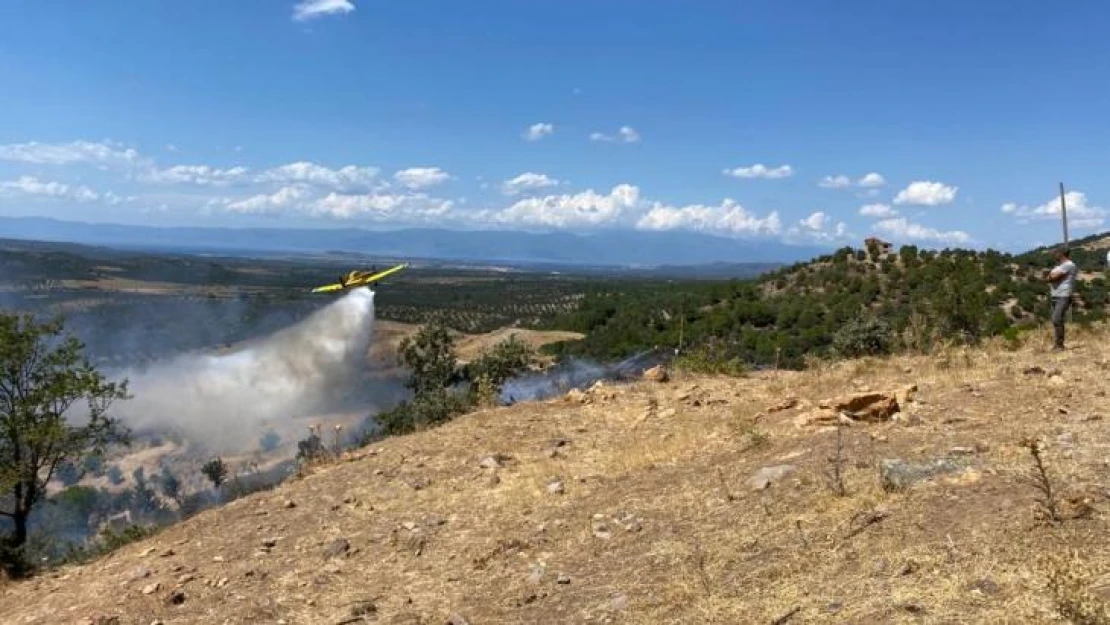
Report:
0,313,130,574
201,458,227,488
397,322,460,396
464,335,535,404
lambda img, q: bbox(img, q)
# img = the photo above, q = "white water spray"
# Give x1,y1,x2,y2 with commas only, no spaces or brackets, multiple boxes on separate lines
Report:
109,287,377,453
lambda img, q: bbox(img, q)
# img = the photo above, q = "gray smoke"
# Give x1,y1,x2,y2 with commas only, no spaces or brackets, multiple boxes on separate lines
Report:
500,349,663,404
108,287,377,453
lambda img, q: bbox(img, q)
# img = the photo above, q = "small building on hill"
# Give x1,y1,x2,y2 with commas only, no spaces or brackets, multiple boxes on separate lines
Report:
864,237,893,257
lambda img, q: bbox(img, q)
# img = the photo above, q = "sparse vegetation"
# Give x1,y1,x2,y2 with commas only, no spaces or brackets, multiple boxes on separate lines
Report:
1021,437,1062,524
0,312,131,576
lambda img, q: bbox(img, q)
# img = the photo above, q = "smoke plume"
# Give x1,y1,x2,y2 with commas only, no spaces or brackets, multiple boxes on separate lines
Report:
107,287,377,453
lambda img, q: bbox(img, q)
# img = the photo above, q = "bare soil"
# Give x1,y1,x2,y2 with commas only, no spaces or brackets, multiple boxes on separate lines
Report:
4,326,1110,624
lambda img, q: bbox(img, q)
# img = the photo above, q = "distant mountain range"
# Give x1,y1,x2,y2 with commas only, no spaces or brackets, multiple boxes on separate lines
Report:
0,216,831,267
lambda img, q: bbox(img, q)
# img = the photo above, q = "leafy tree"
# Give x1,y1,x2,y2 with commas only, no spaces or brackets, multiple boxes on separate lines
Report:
259,430,281,453
201,458,227,488
0,313,130,574
464,335,535,404
106,465,125,486
397,322,460,396
158,465,182,506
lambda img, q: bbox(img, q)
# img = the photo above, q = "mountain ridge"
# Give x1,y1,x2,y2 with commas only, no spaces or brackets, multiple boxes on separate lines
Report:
0,216,830,267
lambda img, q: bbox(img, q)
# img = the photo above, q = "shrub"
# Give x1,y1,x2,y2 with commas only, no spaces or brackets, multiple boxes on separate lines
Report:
832,316,893,358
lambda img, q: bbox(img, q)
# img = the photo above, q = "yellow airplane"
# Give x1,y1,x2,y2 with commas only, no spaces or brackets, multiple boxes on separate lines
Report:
311,262,409,293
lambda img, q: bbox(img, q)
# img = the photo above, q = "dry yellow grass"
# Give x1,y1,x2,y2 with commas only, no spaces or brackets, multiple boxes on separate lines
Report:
5,324,1110,623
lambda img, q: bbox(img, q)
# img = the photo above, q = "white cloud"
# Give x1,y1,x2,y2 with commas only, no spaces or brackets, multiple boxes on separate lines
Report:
393,167,451,190
225,186,309,215
722,164,794,180
293,0,355,21
165,144,178,153
859,203,897,218
786,211,850,243
1000,191,1106,230
491,184,640,229
0,140,142,169
874,217,970,245
892,180,958,206
258,161,379,190
141,164,250,186
799,211,827,231
590,126,640,144
523,123,554,141
309,192,453,220
858,172,886,188
501,172,560,196
636,199,781,237
819,175,851,189
0,176,100,202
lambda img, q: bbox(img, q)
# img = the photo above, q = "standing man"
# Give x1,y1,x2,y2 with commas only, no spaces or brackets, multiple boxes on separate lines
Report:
1045,247,1078,350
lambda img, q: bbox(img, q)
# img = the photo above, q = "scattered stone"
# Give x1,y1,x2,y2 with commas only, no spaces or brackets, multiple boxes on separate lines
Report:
827,601,844,614
141,582,160,595
176,573,194,585
407,476,430,490
747,464,796,491
486,474,501,487
283,500,296,509
527,565,545,585
565,389,590,404
614,511,642,532
609,593,630,612
216,577,230,588
261,537,279,549
1057,432,1078,449
949,446,977,456
324,538,350,558
150,620,164,625
1049,375,1067,386
159,548,175,558
547,480,565,495
447,614,471,625
479,453,511,469
767,397,799,413
643,365,669,383
1023,365,1046,375
166,589,186,605
880,458,971,491
126,566,153,583
349,600,377,617
139,547,156,557
818,390,901,422
591,515,612,540
659,408,677,418
556,573,571,585
970,578,1001,596
900,560,919,576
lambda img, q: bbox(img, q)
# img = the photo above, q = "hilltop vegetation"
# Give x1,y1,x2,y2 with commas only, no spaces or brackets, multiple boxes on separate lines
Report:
546,238,1110,369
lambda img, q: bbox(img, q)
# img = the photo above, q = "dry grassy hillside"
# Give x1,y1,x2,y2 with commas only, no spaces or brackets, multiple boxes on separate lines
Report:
6,325,1110,624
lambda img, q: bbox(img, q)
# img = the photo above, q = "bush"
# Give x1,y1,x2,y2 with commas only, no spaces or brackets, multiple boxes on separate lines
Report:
832,316,893,358
259,430,281,453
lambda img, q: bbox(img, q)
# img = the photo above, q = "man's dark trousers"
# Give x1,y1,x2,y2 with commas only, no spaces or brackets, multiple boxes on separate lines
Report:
1052,296,1072,349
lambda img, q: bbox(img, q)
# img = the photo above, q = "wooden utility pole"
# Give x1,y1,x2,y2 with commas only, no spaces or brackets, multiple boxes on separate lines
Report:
1060,182,1069,246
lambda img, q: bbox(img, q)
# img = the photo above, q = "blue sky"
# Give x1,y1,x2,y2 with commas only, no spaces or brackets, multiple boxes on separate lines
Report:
1,0,1108,252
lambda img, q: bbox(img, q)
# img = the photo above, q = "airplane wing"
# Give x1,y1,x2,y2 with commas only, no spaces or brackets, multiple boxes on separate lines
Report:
310,262,408,293
310,282,347,293
354,262,408,285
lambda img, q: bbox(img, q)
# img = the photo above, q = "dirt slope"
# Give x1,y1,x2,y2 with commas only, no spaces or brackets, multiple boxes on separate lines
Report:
5,327,1110,624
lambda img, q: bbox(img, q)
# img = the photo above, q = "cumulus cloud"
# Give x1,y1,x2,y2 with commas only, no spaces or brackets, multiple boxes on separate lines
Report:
723,164,794,180
819,175,851,189
859,203,897,218
0,176,100,202
858,172,886,188
1001,191,1106,230
523,123,554,141
393,167,451,190
874,217,970,245
257,161,379,190
893,180,958,206
501,172,560,196
141,164,251,186
636,199,781,237
590,126,640,143
293,0,355,21
309,192,453,220
225,186,309,215
491,184,640,229
820,172,885,190
784,211,851,243
0,140,142,169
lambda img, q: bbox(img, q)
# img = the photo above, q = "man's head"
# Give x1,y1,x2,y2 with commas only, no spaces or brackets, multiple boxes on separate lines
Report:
1055,247,1071,261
